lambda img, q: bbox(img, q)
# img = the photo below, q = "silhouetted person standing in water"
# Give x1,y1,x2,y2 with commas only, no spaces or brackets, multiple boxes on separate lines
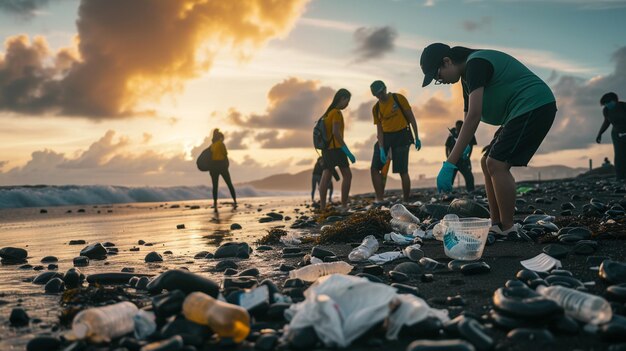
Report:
209,129,237,211
596,92,626,180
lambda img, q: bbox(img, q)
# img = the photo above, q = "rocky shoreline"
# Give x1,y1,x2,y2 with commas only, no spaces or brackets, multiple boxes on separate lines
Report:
2,176,626,351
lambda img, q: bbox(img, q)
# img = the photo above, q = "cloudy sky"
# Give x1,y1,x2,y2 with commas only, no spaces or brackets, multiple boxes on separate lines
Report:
0,0,625,186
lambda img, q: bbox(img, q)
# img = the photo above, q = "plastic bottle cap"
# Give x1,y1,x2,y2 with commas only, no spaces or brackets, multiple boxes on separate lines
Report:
73,323,89,339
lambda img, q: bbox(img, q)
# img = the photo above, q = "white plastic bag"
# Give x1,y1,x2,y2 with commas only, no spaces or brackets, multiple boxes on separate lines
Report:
368,251,404,265
386,294,450,340
285,274,397,348
384,232,413,245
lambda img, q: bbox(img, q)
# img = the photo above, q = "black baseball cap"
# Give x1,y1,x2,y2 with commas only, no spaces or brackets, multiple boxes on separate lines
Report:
420,43,450,87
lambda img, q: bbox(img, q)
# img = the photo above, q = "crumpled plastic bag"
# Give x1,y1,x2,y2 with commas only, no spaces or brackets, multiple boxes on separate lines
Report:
368,251,404,265
384,232,413,245
280,232,302,245
386,294,449,340
284,274,397,348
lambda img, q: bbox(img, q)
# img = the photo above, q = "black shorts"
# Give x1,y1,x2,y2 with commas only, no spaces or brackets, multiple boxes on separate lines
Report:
322,148,349,169
371,142,410,174
484,102,557,166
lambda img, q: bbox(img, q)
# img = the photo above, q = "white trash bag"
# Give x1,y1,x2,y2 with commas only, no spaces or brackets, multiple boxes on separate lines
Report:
284,274,397,348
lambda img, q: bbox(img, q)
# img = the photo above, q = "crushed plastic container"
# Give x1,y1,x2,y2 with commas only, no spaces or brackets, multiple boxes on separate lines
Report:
348,235,379,262
440,217,491,260
390,204,420,224
390,219,418,235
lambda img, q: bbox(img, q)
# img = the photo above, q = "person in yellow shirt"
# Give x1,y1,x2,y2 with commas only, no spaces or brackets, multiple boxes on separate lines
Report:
319,88,355,210
209,129,237,212
369,80,421,203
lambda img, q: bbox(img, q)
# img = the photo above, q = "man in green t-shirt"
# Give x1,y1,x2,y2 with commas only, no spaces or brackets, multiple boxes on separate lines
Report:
420,43,557,240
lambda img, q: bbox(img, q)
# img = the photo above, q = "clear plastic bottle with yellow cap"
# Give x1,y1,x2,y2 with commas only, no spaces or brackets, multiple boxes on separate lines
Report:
182,291,250,343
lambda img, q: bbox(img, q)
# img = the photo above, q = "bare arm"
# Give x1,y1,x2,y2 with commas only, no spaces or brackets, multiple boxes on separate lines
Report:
404,108,419,141
447,88,483,165
597,117,610,142
376,123,384,147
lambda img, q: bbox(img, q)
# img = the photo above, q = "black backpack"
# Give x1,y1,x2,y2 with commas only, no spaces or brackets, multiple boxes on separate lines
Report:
313,115,334,150
196,146,214,172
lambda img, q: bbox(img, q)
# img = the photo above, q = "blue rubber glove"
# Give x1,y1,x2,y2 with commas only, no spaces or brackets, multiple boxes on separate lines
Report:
437,161,457,193
379,146,387,164
415,138,422,151
462,145,472,159
341,145,356,163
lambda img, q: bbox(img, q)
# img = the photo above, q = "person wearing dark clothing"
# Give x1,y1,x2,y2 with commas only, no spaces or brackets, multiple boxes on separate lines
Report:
208,129,237,211
445,120,476,191
596,92,626,180
312,157,339,202
421,43,556,238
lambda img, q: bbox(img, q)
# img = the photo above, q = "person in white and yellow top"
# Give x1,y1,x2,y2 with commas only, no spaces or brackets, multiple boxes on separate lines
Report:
208,129,236,211
318,88,355,211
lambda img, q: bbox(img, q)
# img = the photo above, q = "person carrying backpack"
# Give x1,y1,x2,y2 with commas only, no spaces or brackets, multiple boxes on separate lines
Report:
316,88,355,211
369,80,421,203
420,43,557,239
208,129,237,212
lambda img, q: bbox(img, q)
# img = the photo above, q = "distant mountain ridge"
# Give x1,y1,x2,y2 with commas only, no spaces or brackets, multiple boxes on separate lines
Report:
238,165,588,194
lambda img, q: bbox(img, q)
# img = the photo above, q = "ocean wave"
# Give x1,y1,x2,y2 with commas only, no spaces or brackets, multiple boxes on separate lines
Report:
0,185,292,209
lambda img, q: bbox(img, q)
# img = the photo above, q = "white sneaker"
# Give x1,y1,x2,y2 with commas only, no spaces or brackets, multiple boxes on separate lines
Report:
489,224,504,237
501,223,532,242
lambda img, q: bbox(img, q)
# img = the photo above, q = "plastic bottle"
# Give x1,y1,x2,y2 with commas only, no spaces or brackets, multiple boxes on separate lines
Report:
390,204,420,224
390,218,418,235
432,223,444,241
536,285,612,324
288,261,353,282
348,235,379,262
133,310,156,340
182,292,250,343
71,301,138,342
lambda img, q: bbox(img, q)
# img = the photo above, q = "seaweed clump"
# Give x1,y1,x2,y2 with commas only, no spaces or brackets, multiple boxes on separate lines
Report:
257,227,288,245
316,209,392,244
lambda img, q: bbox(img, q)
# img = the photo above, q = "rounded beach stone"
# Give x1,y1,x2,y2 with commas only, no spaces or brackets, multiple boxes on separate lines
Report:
215,260,238,271
147,269,219,297
68,240,86,245
461,261,491,275
600,260,626,284
44,277,65,293
145,252,163,263
458,317,494,351
239,268,260,277
9,307,29,326
542,244,569,259
79,243,107,259
394,262,423,275
362,264,384,276
230,223,242,230
418,257,445,271
215,242,251,259
606,284,626,302
492,286,562,319
63,268,82,289
507,328,555,343
406,339,474,351
390,283,420,297
389,270,409,282
310,246,335,259
448,260,472,272
40,256,58,263
33,271,63,285
0,247,28,263
223,268,238,276
26,335,61,351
